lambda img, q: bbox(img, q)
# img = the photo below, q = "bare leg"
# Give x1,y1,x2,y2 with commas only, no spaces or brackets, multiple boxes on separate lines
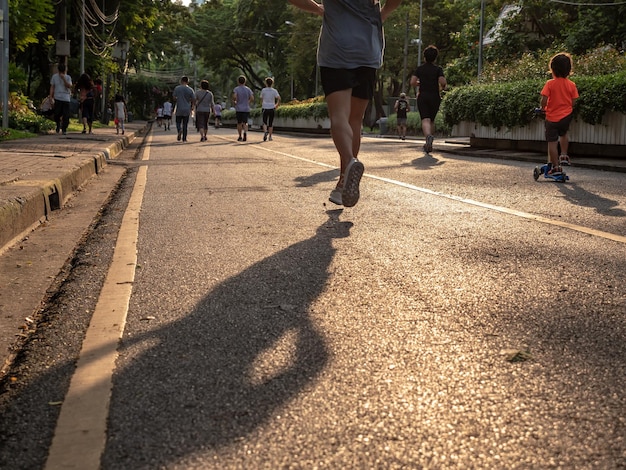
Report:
421,118,434,137
548,141,559,167
559,133,569,157
326,90,369,186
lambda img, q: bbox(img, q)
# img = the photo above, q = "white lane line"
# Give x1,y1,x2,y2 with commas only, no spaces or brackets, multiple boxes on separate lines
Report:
45,134,152,470
254,144,626,245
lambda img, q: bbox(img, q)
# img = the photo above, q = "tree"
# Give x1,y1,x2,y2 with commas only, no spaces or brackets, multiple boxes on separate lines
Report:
9,0,54,53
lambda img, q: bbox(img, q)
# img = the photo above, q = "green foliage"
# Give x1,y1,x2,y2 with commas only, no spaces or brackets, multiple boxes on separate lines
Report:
126,75,164,119
8,111,55,134
9,63,28,93
9,0,54,52
226,97,328,121
387,111,450,136
574,71,626,125
479,46,626,83
442,71,626,128
576,46,626,77
276,98,328,120
443,80,541,129
0,128,40,141
4,92,55,134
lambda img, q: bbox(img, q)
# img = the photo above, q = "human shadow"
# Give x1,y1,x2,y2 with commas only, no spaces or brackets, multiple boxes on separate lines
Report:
557,182,626,216
406,153,446,171
101,211,351,468
294,169,339,187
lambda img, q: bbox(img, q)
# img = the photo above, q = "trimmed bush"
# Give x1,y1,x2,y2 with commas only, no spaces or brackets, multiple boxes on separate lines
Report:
442,70,626,129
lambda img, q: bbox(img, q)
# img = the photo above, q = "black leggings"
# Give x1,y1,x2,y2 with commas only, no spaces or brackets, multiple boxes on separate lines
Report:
262,108,275,128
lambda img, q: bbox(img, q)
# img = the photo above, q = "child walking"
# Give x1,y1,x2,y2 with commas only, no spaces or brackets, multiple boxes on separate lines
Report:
540,53,579,174
114,94,128,135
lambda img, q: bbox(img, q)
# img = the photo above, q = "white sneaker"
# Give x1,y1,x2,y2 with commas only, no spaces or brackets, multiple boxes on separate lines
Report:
329,188,343,206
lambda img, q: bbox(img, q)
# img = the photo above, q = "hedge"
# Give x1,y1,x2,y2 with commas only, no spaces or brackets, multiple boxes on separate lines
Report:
222,97,328,121
442,70,626,130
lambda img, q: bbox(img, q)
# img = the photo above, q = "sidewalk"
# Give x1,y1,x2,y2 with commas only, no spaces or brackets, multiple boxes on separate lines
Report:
0,121,148,253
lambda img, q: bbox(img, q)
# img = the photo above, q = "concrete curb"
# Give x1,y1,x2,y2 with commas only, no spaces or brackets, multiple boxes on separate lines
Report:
0,133,137,254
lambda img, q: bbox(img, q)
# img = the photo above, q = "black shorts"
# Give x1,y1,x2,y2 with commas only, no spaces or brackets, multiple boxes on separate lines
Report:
417,95,441,120
236,111,250,124
545,113,573,142
320,67,376,99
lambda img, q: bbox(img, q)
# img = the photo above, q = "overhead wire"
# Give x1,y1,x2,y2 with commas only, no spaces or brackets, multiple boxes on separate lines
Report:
549,0,626,5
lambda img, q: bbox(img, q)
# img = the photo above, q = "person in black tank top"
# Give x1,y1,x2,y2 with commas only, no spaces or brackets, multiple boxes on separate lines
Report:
410,45,447,153
394,92,410,140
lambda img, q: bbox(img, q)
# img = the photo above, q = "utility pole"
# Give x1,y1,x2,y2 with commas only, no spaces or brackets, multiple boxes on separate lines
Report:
1,0,9,129
417,0,423,67
80,0,85,74
402,11,409,94
478,0,485,78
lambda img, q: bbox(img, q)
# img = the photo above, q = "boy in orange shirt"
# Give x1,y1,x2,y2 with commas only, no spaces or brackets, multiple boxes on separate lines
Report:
540,53,579,174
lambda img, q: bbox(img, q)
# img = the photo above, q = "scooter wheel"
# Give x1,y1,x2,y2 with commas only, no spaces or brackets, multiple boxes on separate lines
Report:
533,167,541,181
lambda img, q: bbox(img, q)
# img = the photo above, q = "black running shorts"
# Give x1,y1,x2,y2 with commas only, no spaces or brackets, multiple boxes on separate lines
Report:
320,67,376,100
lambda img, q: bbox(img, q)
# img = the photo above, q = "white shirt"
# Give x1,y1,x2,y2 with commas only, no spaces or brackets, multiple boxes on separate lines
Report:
261,87,280,110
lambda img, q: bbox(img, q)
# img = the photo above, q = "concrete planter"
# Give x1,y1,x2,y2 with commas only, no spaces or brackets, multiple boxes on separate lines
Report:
223,115,331,134
258,116,331,131
453,111,626,157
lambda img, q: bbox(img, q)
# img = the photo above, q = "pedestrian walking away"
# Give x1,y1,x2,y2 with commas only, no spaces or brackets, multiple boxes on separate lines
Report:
163,99,173,131
394,92,410,140
114,95,128,135
214,102,223,129
76,73,95,134
195,80,215,142
156,105,164,128
288,0,402,207
410,45,446,154
261,77,281,141
173,76,196,142
540,52,579,174
232,75,255,142
49,63,73,135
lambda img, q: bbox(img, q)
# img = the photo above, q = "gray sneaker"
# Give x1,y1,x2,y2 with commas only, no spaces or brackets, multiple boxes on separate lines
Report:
329,188,343,206
425,135,434,153
341,159,364,207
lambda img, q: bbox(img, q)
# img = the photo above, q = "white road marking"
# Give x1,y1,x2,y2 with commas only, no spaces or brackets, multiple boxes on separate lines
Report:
254,143,626,245
45,134,151,470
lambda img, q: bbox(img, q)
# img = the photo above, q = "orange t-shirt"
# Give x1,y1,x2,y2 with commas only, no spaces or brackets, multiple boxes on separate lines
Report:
541,77,579,122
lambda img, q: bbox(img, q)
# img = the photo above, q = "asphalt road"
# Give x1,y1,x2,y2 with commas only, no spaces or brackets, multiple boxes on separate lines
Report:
1,126,625,469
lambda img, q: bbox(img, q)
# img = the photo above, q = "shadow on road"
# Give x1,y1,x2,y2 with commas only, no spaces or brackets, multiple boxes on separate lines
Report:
406,153,445,171
294,169,339,187
102,211,351,467
557,183,626,217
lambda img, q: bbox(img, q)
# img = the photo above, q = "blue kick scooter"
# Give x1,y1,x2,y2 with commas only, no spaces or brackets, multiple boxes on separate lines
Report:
531,108,569,183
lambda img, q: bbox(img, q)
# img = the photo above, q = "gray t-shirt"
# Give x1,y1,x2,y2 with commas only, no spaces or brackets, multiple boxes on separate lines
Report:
233,85,254,112
194,89,214,113
173,84,195,116
318,0,384,69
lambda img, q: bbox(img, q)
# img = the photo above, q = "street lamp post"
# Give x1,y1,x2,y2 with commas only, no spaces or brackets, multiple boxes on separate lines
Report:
478,0,485,78
417,0,423,66
402,12,409,94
